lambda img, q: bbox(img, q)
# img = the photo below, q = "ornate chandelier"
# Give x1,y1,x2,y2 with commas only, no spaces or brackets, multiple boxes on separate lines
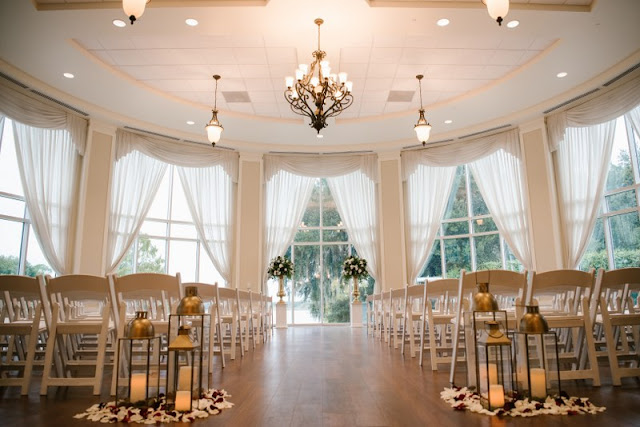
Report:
414,75,432,146
484,0,509,26
285,18,353,136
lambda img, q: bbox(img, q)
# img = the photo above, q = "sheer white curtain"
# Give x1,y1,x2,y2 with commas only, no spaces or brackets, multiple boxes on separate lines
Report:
263,154,380,284
402,161,456,284
178,165,235,284
469,133,533,269
402,129,533,278
554,123,616,268
263,168,315,281
107,129,238,276
106,150,167,273
626,104,640,139
327,169,379,280
12,122,81,274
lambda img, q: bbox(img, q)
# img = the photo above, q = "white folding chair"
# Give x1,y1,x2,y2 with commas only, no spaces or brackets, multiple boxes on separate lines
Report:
0,275,48,395
449,269,528,385
595,267,640,386
388,287,406,349
401,284,425,358
236,289,254,352
40,274,112,395
217,287,241,360
528,268,601,386
419,278,458,370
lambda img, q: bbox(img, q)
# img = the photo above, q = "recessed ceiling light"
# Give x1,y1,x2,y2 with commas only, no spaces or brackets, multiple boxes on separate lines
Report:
186,121,195,125
112,19,126,28
506,20,519,28
437,18,450,27
557,72,568,78
63,72,74,79
317,134,324,139
444,119,453,124
185,18,198,27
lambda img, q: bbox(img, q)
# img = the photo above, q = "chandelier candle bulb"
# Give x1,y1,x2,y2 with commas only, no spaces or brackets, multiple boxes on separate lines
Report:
339,72,347,83
299,64,308,74
296,69,304,81
285,76,294,88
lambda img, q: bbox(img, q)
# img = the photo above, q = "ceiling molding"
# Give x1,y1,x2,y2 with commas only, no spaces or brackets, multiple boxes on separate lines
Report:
34,0,268,11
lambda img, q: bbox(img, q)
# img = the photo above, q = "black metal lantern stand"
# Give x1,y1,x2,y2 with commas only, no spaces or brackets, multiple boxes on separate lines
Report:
115,311,161,406
476,320,515,410
166,286,210,412
513,305,562,401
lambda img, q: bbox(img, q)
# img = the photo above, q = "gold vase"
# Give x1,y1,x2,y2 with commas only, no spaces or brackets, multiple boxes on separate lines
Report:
472,282,499,311
177,286,205,315
277,276,286,303
126,311,154,339
352,276,360,302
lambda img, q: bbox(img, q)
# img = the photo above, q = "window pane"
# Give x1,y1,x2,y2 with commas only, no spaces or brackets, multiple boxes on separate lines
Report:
609,212,640,268
168,240,197,282
170,169,193,222
504,243,524,272
140,220,167,237
0,121,24,197
147,169,170,220
294,229,320,242
606,190,637,212
419,240,442,279
605,117,634,192
473,216,498,233
322,179,341,227
26,230,52,277
116,245,135,276
198,248,224,285
443,220,469,236
0,219,24,274
579,217,608,271
444,238,470,278
293,245,321,324
136,237,166,273
474,234,501,270
0,196,26,219
443,166,468,220
170,223,198,239
323,229,348,242
301,180,320,227
322,244,350,323
469,171,489,216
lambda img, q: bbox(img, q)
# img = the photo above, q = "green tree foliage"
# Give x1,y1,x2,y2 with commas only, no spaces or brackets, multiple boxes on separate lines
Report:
116,235,165,276
0,255,52,276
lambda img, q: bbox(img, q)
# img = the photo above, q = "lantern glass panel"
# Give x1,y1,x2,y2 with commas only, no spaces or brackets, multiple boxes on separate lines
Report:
513,331,562,401
115,336,161,405
475,320,514,410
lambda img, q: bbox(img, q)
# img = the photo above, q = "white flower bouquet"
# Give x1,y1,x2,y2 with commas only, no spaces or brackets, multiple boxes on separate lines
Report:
267,255,294,279
342,255,368,280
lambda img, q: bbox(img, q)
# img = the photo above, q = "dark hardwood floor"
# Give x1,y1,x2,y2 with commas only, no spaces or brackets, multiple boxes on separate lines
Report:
1,326,639,426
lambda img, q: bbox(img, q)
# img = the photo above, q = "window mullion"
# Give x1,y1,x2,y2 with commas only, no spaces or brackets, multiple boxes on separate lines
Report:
603,216,614,269
18,221,29,275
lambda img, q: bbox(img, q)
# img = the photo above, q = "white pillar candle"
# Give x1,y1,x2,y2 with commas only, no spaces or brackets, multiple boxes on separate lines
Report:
178,366,198,391
488,363,498,385
489,384,505,410
530,368,546,400
175,390,192,412
129,373,147,403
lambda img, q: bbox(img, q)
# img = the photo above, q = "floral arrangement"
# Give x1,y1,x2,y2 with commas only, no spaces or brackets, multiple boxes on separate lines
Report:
342,255,368,280
268,255,294,279
440,386,605,417
74,389,233,424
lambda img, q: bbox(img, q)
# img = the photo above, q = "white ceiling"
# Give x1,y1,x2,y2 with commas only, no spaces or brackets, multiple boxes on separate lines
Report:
0,0,639,151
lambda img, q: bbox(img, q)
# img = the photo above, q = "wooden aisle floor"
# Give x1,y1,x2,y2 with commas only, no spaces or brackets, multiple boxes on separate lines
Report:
1,326,639,426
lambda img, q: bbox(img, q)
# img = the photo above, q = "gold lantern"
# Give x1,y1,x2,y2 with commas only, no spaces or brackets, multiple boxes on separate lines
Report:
513,305,562,401
115,311,161,405
476,320,515,410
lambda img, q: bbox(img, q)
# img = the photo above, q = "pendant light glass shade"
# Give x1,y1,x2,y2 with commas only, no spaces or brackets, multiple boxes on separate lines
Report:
205,75,223,146
485,0,509,25
123,0,147,24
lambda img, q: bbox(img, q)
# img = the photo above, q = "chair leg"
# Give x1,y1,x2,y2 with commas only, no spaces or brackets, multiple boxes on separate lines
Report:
93,312,110,395
21,310,41,395
40,306,60,396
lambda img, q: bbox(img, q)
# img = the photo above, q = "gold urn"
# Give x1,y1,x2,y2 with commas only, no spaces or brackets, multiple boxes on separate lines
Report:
126,311,155,339
177,286,205,315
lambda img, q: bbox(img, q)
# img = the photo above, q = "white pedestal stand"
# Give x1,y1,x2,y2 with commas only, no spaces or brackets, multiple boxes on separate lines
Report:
350,301,363,328
276,302,288,329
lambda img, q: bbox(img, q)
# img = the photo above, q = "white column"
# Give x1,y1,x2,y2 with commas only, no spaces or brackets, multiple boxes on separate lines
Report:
350,301,363,328
275,302,287,329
